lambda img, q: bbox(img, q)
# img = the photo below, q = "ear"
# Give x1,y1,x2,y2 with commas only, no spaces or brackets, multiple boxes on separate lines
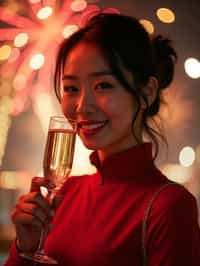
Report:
141,76,158,109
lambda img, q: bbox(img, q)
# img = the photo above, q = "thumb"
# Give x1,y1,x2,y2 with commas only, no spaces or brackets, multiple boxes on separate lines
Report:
30,176,55,192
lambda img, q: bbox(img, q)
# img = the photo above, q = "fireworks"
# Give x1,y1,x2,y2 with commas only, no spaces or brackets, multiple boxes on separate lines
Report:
0,0,108,115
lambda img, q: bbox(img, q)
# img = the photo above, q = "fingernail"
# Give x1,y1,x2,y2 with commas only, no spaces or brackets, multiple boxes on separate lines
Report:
40,186,48,197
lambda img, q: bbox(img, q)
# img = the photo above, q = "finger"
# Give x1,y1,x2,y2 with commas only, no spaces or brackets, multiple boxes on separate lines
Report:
16,202,51,225
30,177,55,193
11,208,44,228
19,192,52,216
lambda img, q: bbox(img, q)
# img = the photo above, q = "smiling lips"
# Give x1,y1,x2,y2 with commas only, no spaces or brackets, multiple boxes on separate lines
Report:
77,120,108,136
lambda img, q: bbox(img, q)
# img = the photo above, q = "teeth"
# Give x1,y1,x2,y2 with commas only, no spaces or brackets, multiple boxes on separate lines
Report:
81,122,106,130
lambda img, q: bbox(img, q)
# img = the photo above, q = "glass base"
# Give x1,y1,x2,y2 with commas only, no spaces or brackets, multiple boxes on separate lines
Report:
20,251,58,264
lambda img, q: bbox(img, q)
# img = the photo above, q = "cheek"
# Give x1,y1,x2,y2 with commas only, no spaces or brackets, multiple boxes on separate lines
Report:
98,97,120,118
61,98,76,119
100,97,134,122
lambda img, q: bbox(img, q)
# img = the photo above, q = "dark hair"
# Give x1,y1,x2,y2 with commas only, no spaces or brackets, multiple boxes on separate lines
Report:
54,13,177,159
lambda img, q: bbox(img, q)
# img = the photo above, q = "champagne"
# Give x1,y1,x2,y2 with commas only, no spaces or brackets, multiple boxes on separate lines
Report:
43,128,76,188
20,117,76,265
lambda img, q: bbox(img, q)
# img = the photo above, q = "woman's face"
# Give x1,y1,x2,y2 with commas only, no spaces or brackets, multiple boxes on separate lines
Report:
61,42,143,160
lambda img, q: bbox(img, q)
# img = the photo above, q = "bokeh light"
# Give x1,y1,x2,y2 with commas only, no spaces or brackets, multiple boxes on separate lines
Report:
62,25,79,39
179,146,195,167
37,6,53,20
0,45,12,61
161,163,192,183
14,32,29,48
0,171,17,189
140,19,154,34
0,0,103,119
184,58,200,79
156,8,175,23
29,53,45,70
70,0,87,12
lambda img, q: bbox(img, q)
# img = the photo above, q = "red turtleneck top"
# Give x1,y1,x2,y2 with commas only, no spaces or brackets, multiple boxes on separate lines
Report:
5,143,200,265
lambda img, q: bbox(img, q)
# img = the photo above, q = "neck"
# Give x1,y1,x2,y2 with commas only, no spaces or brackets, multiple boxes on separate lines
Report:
97,140,143,162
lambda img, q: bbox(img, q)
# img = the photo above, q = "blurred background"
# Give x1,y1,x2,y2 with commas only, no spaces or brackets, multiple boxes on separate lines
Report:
0,0,200,264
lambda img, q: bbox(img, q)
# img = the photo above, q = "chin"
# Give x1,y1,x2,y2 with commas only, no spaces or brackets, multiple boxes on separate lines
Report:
82,142,100,151
81,139,106,151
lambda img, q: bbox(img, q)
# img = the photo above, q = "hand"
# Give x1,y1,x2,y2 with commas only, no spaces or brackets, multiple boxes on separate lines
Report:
11,177,54,252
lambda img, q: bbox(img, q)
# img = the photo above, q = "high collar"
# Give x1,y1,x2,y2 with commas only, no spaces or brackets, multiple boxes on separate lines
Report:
89,143,156,185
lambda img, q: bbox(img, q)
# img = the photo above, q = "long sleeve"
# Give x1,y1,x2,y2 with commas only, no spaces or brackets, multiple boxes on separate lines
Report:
146,185,200,266
5,144,200,266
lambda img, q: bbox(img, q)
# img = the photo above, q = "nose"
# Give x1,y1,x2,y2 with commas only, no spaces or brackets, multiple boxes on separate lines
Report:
76,88,97,115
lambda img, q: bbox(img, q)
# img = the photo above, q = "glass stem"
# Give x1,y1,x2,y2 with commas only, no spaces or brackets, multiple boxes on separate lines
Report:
35,189,55,256
35,226,49,256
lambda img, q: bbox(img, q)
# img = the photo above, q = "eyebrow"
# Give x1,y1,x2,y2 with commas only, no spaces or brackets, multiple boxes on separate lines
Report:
62,70,114,80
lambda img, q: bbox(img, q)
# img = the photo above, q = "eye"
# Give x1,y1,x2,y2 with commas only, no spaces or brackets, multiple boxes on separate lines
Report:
95,82,113,91
63,85,79,94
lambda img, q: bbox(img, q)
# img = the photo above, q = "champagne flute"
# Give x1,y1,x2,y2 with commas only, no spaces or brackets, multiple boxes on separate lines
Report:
20,116,77,264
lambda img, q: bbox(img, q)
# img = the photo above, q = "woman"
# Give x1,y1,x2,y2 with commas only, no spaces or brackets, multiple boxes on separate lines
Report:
5,13,200,266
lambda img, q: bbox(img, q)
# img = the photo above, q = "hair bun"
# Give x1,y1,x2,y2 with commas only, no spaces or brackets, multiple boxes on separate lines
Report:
152,35,177,90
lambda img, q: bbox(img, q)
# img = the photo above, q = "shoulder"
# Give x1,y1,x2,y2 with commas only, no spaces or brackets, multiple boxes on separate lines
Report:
153,183,197,212
148,183,199,226
145,183,200,265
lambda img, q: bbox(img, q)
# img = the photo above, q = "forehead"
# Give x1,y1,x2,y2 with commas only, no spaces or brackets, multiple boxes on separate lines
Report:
63,42,111,73
62,41,134,86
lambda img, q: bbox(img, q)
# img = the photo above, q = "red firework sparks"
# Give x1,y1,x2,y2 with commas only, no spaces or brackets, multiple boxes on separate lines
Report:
0,0,119,115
